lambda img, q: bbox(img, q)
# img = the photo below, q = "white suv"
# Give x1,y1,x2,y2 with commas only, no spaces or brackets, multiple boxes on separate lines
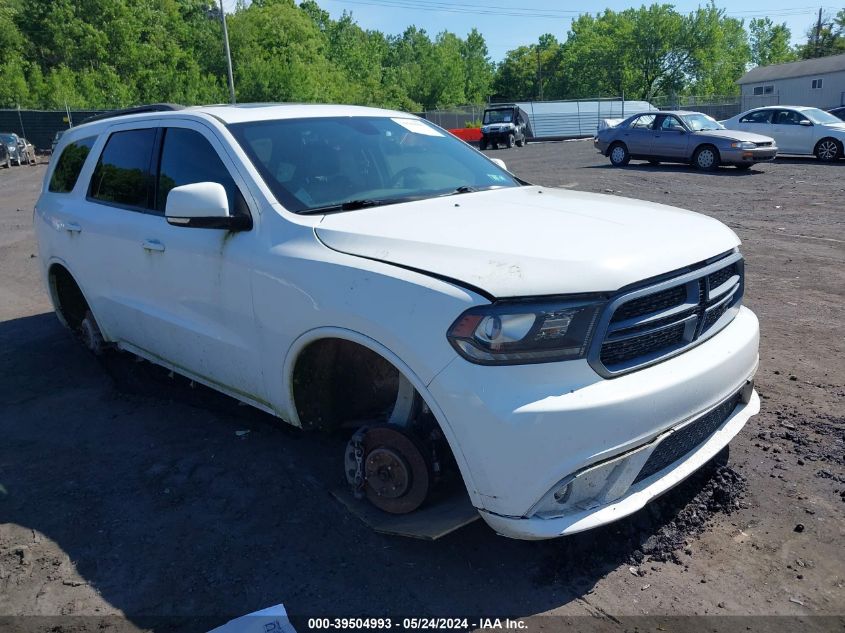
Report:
35,104,760,540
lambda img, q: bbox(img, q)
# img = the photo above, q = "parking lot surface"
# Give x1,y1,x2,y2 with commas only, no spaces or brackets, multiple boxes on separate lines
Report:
0,144,843,630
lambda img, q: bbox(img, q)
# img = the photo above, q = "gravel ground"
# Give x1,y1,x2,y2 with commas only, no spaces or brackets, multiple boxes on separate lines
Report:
0,144,843,632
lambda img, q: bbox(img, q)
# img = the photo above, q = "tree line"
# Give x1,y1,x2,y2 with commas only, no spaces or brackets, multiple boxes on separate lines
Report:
0,0,843,111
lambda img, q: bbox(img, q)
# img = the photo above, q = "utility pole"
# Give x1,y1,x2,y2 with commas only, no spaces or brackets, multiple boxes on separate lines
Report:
815,7,823,58
219,0,236,104
536,46,543,101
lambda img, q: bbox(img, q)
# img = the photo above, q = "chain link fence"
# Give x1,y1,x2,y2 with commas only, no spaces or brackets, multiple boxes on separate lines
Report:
0,109,108,152
651,94,780,120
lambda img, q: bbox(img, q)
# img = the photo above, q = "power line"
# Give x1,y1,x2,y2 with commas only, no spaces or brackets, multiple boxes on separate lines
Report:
324,0,836,20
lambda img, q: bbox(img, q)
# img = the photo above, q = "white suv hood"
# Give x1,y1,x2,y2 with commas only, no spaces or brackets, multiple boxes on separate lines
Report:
315,186,740,297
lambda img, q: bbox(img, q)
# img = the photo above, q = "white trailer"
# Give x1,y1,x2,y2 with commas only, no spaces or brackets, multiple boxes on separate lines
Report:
493,99,657,140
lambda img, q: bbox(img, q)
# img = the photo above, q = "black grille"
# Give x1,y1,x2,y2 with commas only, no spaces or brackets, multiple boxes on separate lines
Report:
703,301,730,330
595,257,743,375
601,323,685,366
611,285,686,322
707,263,736,292
633,392,741,485
755,141,773,147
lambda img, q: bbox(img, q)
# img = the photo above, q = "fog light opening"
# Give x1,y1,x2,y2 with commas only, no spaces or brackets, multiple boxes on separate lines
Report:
553,482,572,504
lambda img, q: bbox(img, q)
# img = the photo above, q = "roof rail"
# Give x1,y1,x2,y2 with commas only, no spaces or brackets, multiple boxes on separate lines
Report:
81,104,185,124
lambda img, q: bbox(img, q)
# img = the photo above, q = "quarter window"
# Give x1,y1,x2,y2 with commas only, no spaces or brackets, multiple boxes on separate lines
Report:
89,129,157,209
156,128,247,216
49,136,96,193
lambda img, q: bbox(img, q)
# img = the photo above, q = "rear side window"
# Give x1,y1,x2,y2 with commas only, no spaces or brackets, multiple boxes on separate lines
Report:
49,137,96,193
157,128,247,215
739,110,772,124
89,129,157,209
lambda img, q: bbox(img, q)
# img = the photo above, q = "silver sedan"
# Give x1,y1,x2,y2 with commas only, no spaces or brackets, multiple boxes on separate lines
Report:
594,111,778,170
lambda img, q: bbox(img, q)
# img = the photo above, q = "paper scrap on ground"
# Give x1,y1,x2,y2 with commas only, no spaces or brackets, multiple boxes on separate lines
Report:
208,603,298,633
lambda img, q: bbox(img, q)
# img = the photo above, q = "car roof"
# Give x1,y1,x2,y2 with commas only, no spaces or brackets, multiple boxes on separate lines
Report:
68,103,415,134
629,110,702,117
746,105,814,112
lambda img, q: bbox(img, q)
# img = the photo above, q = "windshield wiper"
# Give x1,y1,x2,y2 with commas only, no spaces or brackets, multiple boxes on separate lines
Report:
300,199,388,214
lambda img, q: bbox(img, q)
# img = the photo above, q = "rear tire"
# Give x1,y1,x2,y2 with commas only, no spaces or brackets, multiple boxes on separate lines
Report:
693,145,720,171
515,138,524,147
814,138,841,162
609,143,630,167
479,138,487,151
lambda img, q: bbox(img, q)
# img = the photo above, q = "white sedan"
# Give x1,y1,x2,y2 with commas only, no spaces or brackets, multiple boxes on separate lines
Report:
722,105,845,161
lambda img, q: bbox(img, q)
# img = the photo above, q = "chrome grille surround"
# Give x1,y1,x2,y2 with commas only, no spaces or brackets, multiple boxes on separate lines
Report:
588,251,744,378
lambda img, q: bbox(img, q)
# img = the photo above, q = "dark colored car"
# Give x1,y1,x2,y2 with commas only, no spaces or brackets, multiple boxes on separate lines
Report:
828,106,845,122
480,105,532,150
0,140,10,168
594,111,778,170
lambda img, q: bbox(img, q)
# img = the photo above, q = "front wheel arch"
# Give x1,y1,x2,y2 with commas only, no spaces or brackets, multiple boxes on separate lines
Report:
282,326,481,504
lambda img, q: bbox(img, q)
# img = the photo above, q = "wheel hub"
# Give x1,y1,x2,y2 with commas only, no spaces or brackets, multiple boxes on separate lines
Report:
349,425,432,514
365,447,410,499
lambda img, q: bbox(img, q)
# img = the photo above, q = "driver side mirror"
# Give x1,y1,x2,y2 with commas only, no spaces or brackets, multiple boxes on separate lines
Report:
799,120,812,126
165,182,250,231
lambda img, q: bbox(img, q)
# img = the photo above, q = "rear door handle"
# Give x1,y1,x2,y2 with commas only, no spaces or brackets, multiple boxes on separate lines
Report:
62,222,82,234
142,239,165,253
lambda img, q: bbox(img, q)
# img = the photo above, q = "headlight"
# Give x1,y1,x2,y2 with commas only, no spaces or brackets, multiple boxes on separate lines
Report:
447,297,605,365
7,145,14,151
731,141,756,150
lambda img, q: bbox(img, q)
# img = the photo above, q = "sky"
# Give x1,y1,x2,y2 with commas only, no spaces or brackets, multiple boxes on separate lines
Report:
220,0,841,63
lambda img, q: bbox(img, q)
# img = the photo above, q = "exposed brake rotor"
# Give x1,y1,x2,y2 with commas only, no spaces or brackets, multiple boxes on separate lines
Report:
345,425,432,514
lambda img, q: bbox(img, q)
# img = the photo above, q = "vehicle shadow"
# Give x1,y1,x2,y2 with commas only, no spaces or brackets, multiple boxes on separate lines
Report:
0,313,735,632
584,162,765,176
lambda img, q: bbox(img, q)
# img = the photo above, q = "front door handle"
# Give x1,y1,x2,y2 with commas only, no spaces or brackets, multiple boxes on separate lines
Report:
142,239,165,253
62,222,82,234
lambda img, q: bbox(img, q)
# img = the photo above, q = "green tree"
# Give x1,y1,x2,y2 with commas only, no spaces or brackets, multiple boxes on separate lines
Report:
749,18,796,67
797,10,845,59
461,28,494,104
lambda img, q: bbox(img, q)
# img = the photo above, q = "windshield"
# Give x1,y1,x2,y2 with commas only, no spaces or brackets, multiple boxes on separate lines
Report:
801,108,843,125
229,116,520,213
1,134,16,144
681,113,723,131
483,109,514,124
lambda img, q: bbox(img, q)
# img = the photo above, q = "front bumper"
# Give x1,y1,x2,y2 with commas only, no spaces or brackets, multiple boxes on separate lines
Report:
483,130,516,142
429,306,759,539
720,147,777,164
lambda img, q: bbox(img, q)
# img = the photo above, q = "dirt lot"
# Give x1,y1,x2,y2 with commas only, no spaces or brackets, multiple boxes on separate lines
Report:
1,144,843,632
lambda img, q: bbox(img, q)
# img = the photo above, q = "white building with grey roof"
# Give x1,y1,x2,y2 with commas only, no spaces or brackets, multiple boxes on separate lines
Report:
737,53,845,110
